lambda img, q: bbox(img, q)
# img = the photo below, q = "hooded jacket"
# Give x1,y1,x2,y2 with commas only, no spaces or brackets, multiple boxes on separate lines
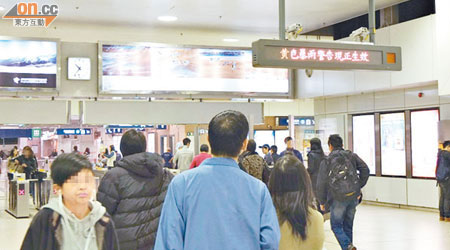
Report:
307,149,325,194
21,197,119,250
97,152,173,250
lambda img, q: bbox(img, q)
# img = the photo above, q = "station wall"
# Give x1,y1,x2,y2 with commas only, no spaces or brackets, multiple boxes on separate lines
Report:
296,15,439,98
314,84,448,209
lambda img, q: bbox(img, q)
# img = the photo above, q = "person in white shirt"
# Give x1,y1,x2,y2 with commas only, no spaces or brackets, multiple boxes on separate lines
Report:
173,138,194,171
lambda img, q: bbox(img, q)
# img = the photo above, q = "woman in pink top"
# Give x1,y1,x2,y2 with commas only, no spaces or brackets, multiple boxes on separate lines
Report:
190,144,212,169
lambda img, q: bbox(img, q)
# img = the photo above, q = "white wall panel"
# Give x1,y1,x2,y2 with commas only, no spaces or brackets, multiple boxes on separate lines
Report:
314,99,326,115
323,71,355,96
348,93,375,113
83,101,263,125
0,100,68,124
439,104,450,120
390,16,435,87
296,70,324,98
436,0,450,95
325,97,348,114
354,71,391,92
406,179,439,208
404,85,440,108
374,90,405,110
362,177,408,205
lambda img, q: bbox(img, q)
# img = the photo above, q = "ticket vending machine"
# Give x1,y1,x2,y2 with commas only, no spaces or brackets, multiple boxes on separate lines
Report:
7,179,30,218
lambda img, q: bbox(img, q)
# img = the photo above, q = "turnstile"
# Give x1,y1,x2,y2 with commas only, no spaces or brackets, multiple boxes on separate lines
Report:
6,180,30,218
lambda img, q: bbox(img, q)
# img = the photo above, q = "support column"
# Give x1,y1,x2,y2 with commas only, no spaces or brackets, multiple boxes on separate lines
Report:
369,0,376,43
249,115,255,140
194,125,200,155
288,115,295,138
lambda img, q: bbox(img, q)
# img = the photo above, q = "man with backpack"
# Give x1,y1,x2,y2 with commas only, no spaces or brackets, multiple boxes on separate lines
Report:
317,134,370,250
437,141,450,222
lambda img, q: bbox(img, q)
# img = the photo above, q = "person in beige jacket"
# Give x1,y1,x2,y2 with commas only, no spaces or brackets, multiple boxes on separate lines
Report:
269,154,325,250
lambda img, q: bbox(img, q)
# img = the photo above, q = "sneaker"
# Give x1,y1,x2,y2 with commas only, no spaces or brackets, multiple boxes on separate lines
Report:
347,244,357,250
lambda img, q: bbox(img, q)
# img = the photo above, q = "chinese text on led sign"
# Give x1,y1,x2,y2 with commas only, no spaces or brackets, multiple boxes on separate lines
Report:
280,48,370,63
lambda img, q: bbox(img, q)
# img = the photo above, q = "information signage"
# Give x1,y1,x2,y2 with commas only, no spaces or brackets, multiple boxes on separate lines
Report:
252,39,401,71
278,116,315,127
105,128,123,134
56,128,91,136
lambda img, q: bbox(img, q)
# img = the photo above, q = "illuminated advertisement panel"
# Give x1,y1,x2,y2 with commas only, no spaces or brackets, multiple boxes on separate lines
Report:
0,38,58,90
380,113,406,176
411,110,439,178
100,43,289,96
353,115,376,175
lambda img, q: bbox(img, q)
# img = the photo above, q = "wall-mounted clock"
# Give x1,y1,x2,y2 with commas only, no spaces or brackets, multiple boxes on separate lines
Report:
68,57,91,80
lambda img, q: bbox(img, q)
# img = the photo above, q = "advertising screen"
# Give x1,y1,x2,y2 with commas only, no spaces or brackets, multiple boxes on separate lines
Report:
100,44,289,96
0,39,58,90
380,113,406,176
411,110,439,178
353,115,376,175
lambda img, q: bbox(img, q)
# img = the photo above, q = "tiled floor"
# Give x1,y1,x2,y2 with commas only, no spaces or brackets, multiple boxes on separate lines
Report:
0,202,449,250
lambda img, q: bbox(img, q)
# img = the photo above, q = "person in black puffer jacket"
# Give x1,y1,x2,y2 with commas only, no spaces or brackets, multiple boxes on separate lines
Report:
97,130,173,250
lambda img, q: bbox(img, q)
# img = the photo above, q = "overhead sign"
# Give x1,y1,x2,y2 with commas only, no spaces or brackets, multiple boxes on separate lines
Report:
31,129,41,138
57,128,91,136
278,117,315,127
106,128,123,134
252,39,401,71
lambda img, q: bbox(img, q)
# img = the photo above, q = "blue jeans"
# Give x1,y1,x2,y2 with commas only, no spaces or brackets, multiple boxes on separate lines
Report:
330,198,358,250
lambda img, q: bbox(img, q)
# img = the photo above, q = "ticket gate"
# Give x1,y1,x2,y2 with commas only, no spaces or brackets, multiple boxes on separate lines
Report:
6,179,30,218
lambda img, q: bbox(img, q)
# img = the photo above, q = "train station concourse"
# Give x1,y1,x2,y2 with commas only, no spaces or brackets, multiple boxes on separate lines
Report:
0,0,450,249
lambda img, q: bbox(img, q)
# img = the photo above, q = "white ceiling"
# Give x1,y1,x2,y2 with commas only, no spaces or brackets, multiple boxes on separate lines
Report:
0,0,408,33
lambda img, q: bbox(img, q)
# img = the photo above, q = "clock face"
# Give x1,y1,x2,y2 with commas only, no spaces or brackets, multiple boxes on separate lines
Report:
68,57,91,80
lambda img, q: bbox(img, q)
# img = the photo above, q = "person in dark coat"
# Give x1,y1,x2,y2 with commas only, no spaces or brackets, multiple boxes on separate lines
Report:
15,146,37,179
97,129,174,250
307,138,325,197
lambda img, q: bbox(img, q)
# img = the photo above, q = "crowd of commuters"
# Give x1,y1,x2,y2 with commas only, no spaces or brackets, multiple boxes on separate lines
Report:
27,110,446,250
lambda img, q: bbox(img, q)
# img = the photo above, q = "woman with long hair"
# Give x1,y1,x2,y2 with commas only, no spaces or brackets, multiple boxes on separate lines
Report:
307,138,326,201
7,146,19,172
15,146,38,179
269,154,324,250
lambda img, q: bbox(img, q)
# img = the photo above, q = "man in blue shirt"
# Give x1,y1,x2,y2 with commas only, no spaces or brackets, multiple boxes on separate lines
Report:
161,148,173,168
280,136,304,163
155,110,280,250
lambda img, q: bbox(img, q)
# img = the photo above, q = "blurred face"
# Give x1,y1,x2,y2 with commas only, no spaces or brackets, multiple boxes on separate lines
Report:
286,139,294,148
270,149,276,155
58,169,96,206
23,149,32,158
262,148,269,154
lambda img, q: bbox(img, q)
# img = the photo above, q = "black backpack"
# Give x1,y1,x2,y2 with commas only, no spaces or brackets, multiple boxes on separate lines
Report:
327,151,360,201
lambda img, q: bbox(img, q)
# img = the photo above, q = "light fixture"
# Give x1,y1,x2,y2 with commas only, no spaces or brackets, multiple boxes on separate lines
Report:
157,16,178,22
223,38,239,42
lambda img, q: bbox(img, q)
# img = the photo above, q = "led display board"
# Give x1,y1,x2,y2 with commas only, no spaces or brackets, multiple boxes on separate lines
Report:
99,43,289,96
0,38,59,91
252,39,401,71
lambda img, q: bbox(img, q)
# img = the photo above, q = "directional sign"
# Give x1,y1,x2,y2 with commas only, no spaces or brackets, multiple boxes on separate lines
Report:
106,128,123,134
57,128,92,136
252,39,401,71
